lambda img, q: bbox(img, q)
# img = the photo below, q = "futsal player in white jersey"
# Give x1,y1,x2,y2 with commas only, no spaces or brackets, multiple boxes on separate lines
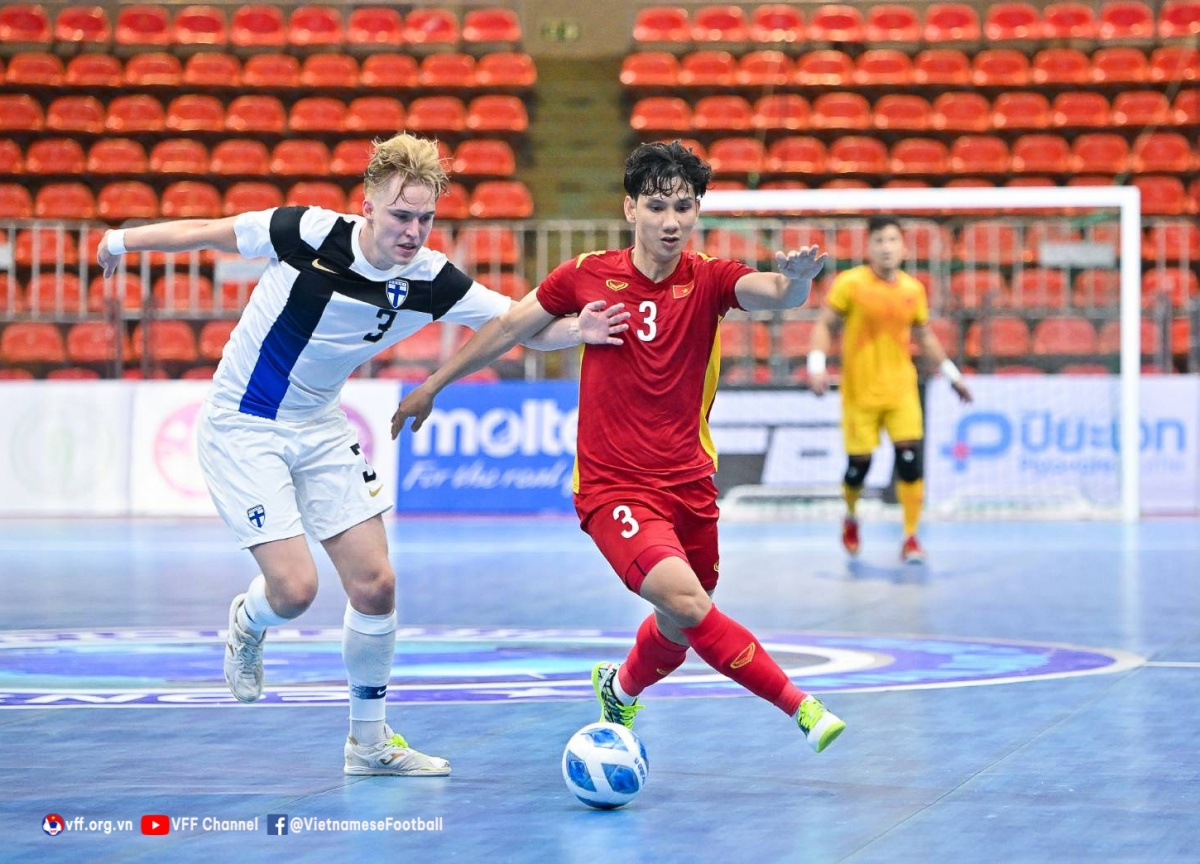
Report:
97,133,628,776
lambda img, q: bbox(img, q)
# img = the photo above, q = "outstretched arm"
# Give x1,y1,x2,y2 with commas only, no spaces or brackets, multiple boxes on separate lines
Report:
734,246,827,312
392,290,598,438
914,323,972,403
520,302,629,350
97,217,242,277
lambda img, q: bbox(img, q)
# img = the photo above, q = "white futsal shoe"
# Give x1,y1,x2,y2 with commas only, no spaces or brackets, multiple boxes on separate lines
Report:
223,594,264,703
344,726,451,776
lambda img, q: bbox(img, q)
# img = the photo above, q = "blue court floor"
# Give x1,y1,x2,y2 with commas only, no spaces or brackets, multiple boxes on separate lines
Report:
0,515,1197,863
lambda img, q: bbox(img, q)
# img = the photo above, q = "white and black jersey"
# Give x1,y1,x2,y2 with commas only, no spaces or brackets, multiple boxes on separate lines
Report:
211,205,510,420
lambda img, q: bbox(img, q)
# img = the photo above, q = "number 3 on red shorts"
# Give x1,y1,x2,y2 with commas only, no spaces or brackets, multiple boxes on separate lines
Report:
612,505,639,538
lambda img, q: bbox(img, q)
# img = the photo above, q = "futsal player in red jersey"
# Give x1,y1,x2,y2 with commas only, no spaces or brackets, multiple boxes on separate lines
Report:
391,141,845,753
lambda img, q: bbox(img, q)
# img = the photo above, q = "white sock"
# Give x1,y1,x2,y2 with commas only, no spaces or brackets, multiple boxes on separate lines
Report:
613,667,636,704
343,603,396,746
238,575,289,637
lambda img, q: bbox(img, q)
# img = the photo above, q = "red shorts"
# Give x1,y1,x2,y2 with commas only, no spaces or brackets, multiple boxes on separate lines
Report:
575,476,720,595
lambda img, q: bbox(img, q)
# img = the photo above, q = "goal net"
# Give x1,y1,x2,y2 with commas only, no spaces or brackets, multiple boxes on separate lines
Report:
698,185,1143,522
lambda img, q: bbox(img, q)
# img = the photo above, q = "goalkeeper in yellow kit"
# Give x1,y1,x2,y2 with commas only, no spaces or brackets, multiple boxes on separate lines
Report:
808,216,972,563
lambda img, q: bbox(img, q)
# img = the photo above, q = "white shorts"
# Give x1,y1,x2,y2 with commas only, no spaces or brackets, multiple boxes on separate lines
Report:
196,401,393,549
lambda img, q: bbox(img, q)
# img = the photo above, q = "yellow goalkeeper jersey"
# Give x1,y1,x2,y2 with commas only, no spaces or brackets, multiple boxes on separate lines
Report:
826,265,929,410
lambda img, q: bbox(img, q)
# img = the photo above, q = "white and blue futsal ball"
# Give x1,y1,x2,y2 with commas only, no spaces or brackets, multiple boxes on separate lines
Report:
561,722,649,809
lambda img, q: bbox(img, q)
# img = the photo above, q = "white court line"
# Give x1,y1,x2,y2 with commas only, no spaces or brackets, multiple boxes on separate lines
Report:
1143,661,1200,668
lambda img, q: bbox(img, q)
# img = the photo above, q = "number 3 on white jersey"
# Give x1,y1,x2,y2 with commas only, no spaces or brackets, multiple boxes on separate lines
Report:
636,301,657,342
612,505,639,538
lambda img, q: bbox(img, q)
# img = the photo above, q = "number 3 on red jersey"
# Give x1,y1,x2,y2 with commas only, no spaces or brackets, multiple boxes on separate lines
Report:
636,301,657,342
612,505,640,538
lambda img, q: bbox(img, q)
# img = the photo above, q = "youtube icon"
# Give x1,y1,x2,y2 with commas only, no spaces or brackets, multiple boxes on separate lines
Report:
141,815,170,835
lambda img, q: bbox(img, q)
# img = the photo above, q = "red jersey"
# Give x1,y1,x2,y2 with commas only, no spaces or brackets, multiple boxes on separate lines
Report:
537,248,753,494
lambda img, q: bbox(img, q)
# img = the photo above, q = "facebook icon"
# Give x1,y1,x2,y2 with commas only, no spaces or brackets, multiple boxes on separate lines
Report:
267,815,288,835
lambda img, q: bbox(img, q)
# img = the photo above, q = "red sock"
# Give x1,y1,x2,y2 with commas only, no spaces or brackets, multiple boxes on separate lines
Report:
618,614,689,697
681,605,806,716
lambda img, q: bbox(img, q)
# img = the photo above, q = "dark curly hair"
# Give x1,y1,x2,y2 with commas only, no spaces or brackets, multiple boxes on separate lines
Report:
623,141,712,200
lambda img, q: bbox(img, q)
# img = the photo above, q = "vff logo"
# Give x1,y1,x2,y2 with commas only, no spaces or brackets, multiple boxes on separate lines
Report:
247,504,266,528
43,814,65,836
267,814,289,835
386,279,409,309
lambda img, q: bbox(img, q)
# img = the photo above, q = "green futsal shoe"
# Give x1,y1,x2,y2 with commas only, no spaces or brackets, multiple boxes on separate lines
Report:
591,661,643,729
797,696,845,753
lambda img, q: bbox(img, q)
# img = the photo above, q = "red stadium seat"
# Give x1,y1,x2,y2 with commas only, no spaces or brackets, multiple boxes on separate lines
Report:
288,97,345,134
153,274,214,313
46,367,99,380
1150,46,1200,83
0,184,33,218
751,94,810,131
633,6,689,43
45,96,104,134
114,5,170,46
1114,91,1175,127
330,140,373,176
1072,134,1130,173
225,96,286,134
992,93,1051,130
691,96,752,132
25,272,82,315
174,5,226,45
33,182,94,220
360,54,418,89
453,140,516,177
476,52,537,89
469,181,533,219
344,97,405,135
25,138,85,174
986,2,1044,40
64,54,121,87
691,5,749,42
1092,47,1149,83
466,95,528,133
1032,318,1097,354
105,95,165,134
891,139,949,174
810,92,870,130
708,137,765,175
1134,176,1191,215
866,5,921,42
223,181,283,215
932,92,991,132
182,52,240,86
965,317,1030,358
2,322,64,364
1159,0,1200,38
67,321,128,363
209,139,267,175
854,49,912,85
719,319,770,360
406,97,466,134
123,51,180,86
97,181,158,221
873,94,932,130
1097,319,1160,355
150,139,210,174
750,5,804,43
1098,1,1154,41
828,137,888,173
270,141,331,176
1072,269,1121,307
0,4,50,42
402,8,458,48
55,5,110,43
161,181,221,219
913,49,971,86
1012,269,1070,308
459,227,519,268
230,5,285,47
808,5,865,41
1174,90,1200,124
165,95,224,133
88,139,147,175
795,50,854,86
130,320,198,363
346,7,402,46
288,5,342,47
957,221,1021,263
766,137,827,174
1132,132,1195,172
679,50,736,87
1044,2,1098,38
1031,48,1091,85
242,53,299,87
435,183,469,220
301,54,358,88
1052,92,1110,128
462,8,521,44
0,140,21,174
924,3,981,42
973,49,1030,87
1144,267,1198,307
199,320,237,361
621,52,679,88
418,52,475,88
5,51,62,85
1143,221,1200,260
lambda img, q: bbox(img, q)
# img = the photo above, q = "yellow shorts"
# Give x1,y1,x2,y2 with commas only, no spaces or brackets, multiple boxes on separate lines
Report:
842,392,924,455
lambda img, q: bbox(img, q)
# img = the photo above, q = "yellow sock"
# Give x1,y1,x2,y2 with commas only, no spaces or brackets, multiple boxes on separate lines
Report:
842,483,862,517
896,479,923,537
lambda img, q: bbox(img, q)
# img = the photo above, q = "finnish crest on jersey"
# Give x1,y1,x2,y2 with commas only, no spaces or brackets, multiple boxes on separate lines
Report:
385,279,409,309
247,504,266,528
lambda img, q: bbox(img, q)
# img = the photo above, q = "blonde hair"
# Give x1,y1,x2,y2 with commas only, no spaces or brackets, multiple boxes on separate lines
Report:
364,133,449,199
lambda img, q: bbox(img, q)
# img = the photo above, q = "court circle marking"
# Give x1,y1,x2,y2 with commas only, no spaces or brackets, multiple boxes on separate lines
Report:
0,627,1143,709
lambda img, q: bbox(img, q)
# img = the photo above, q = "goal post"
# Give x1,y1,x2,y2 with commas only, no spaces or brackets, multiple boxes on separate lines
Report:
701,185,1142,522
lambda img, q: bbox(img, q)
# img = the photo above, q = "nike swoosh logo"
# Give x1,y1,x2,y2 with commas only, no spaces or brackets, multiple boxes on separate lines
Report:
369,486,384,497
313,259,338,274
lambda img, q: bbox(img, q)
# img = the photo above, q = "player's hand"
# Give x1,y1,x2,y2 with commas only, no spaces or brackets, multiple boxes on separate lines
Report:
97,232,121,278
952,380,973,403
774,246,827,283
809,370,830,396
577,300,629,346
391,385,436,439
